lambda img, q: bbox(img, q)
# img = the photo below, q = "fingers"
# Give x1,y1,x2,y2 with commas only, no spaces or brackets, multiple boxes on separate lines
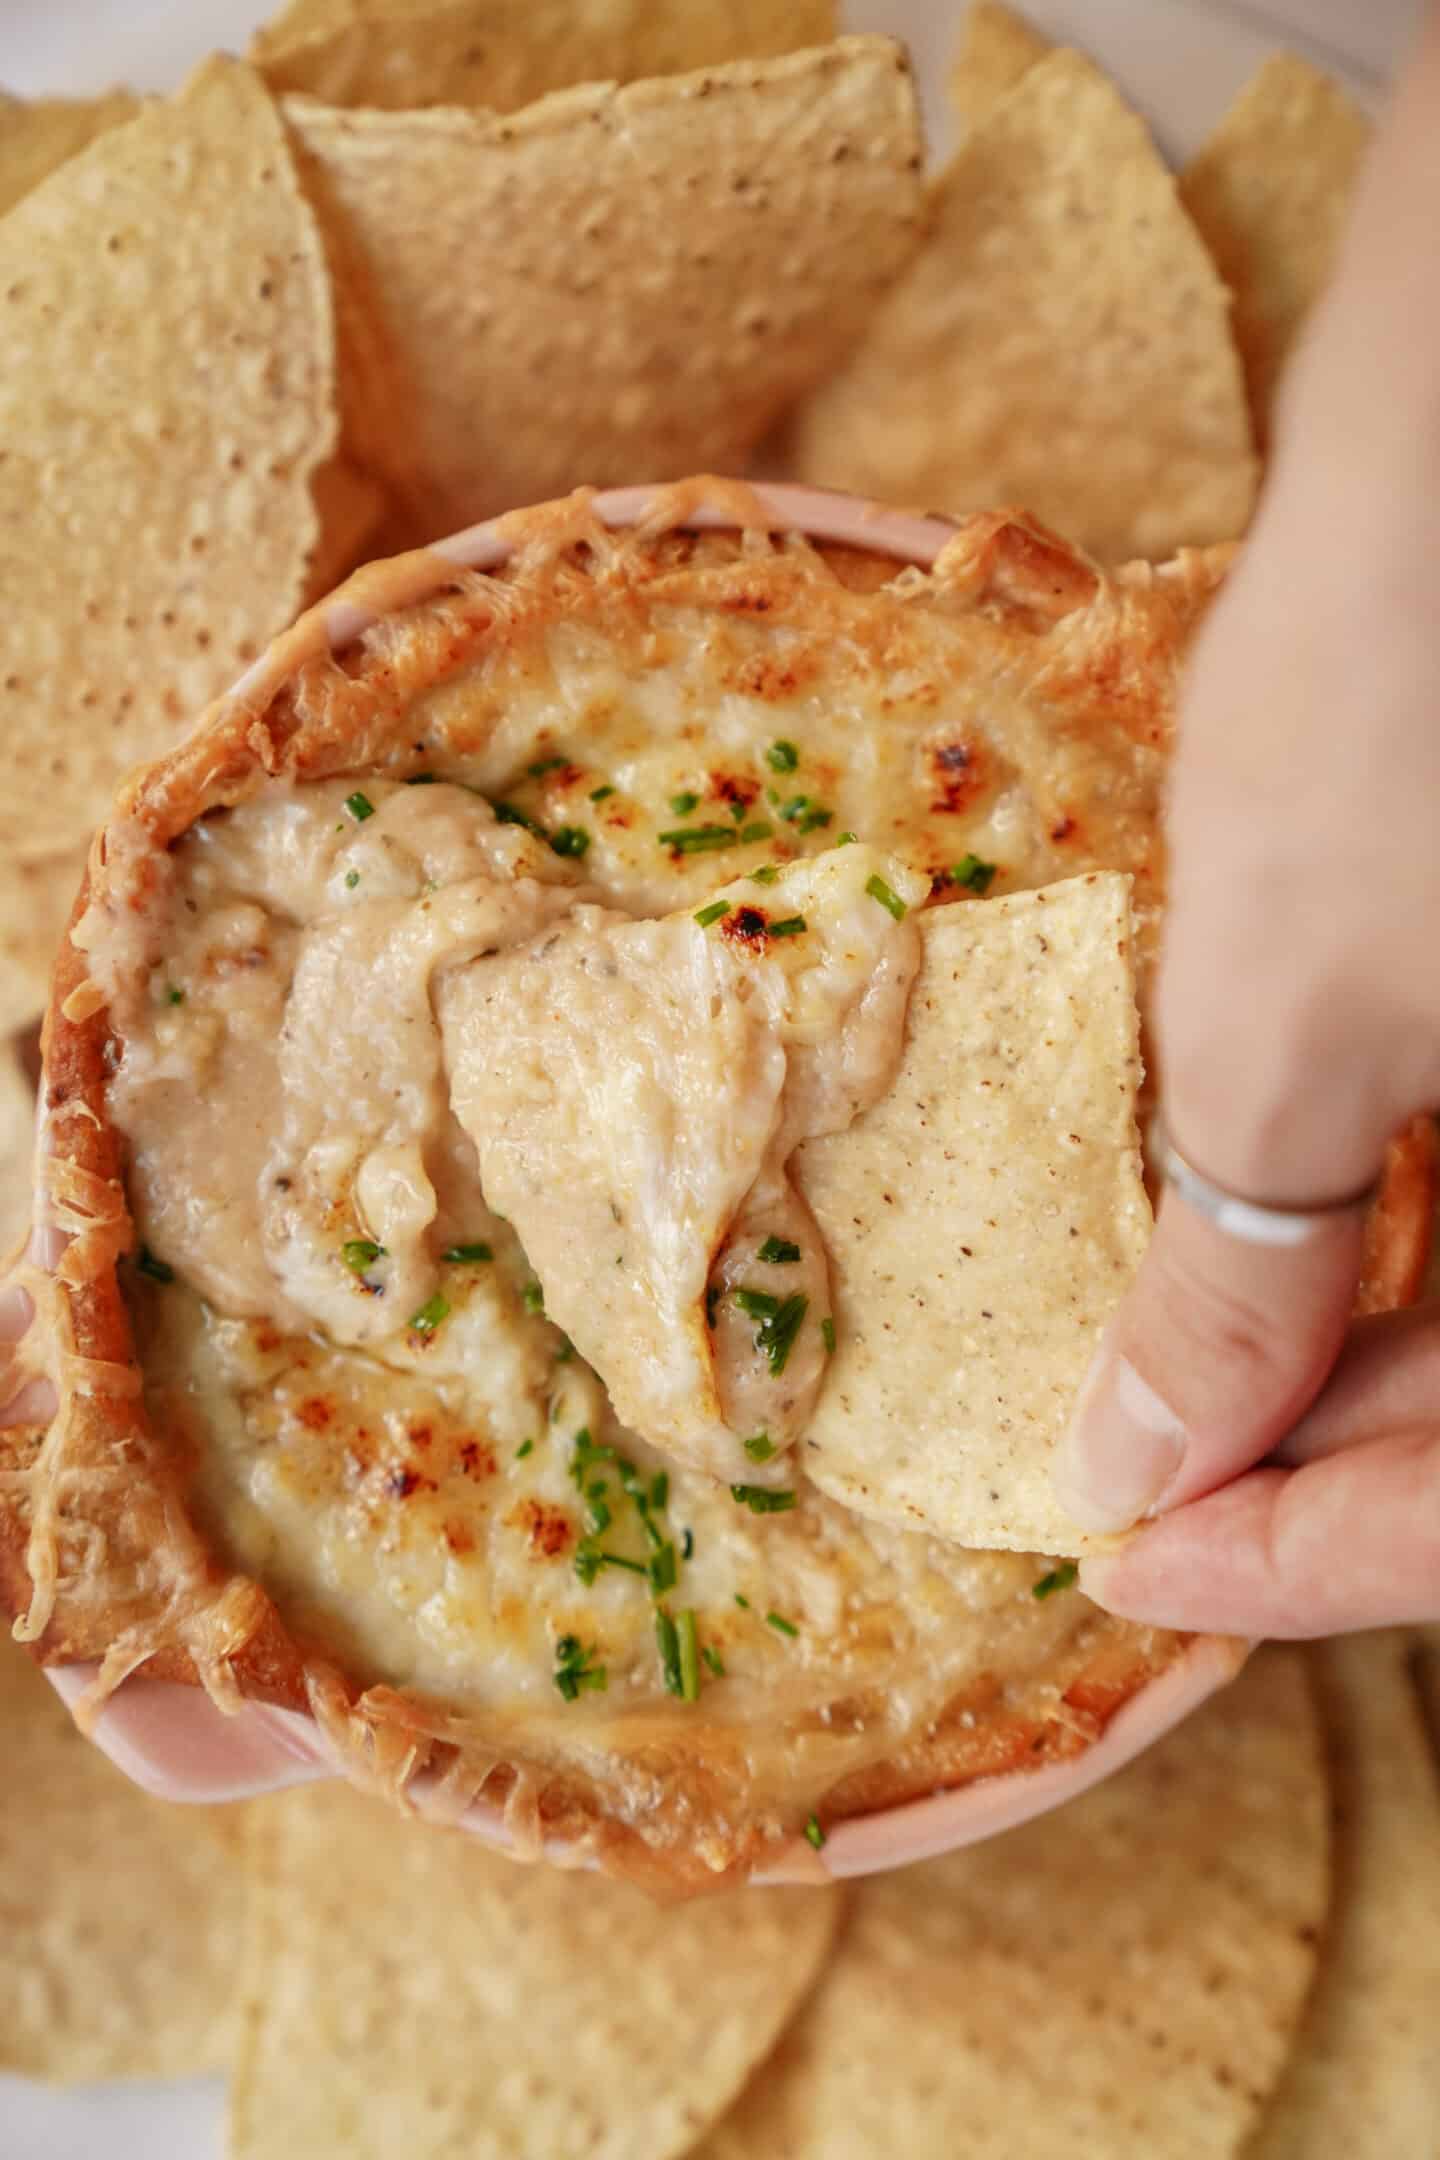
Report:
1079,1423,1440,1637
1051,1182,1364,1533
1271,1302,1440,1466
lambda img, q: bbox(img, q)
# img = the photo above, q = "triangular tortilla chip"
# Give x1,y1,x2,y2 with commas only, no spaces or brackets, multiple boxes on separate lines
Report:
790,49,1258,562
946,1,1052,129
0,1642,243,2081
0,87,143,216
1252,1633,1440,2157
1180,54,1370,451
697,1649,1328,2160
229,1781,840,2159
0,57,339,863
0,850,85,1036
283,37,924,535
254,0,837,112
796,873,1150,1556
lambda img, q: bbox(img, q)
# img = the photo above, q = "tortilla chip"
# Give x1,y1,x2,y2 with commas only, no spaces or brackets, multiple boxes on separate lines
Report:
796,874,1149,1556
0,56,338,865
1252,1634,1440,2157
255,0,837,112
0,87,143,217
0,852,85,1037
946,2,1052,129
229,1781,840,2159
1180,56,1370,451
0,1640,242,2081
789,49,1258,563
283,37,924,535
699,1648,1327,2159
0,1041,34,1260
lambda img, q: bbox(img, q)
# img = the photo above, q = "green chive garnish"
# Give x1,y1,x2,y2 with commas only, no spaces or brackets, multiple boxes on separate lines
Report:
765,1610,799,1638
669,790,700,815
744,1433,776,1463
734,1287,780,1321
522,1280,544,1314
650,1471,669,1511
569,1429,615,1487
656,1609,683,1697
757,1237,801,1265
344,870,360,890
554,1637,606,1701
953,852,998,895
694,900,731,928
768,916,807,939
728,800,747,824
740,820,774,843
682,1528,694,1560
493,800,546,838
589,784,615,802
516,1438,535,1459
342,1238,385,1274
137,1247,174,1284
821,1316,836,1355
735,1593,752,1609
648,1542,678,1595
766,740,799,773
408,1292,450,1336
677,1610,701,1702
585,1495,612,1535
837,831,857,845
166,985,185,1005
444,1241,492,1264
550,825,590,858
752,1293,808,1377
702,1644,725,1678
345,790,375,822
730,1485,797,1515
749,863,780,885
804,1814,826,1850
658,824,737,854
1033,1561,1079,1600
865,873,907,921
529,755,566,776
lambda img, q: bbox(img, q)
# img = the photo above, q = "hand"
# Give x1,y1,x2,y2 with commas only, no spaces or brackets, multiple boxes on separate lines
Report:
1052,11,1440,1636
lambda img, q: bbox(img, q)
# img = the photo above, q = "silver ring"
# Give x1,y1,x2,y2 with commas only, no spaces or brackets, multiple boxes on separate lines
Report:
1150,1117,1381,1249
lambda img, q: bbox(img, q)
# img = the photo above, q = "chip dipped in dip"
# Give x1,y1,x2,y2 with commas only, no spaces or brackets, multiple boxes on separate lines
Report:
2,481,1431,1891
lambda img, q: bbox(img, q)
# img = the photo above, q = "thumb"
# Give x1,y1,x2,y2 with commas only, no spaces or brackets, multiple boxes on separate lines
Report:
1051,1171,1365,1534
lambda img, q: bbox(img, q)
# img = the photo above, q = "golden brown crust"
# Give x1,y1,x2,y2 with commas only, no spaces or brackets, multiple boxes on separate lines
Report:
2,486,1424,1884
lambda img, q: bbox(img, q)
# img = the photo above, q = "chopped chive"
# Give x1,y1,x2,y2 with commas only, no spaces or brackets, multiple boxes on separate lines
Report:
516,1438,535,1459
585,1495,612,1535
730,1485,797,1515
837,830,857,845
953,852,998,895
677,1610,701,1702
522,1280,544,1314
796,807,832,834
756,1293,808,1377
734,1287,780,1320
554,1637,606,1700
555,1337,574,1364
765,1610,799,1638
550,825,590,859
137,1247,174,1284
804,1814,826,1850
408,1292,450,1336
618,1459,645,1500
744,1433,776,1463
648,1542,678,1596
529,755,566,776
341,1237,385,1275
702,1644,725,1678
694,899,731,928
777,796,808,824
739,820,774,843
589,784,615,802
735,1593,752,1609
657,824,737,854
345,790,375,822
444,1241,493,1264
729,800,747,824
1033,1560,1079,1600
669,790,700,815
493,800,547,838
758,1236,801,1265
865,873,907,921
821,1316,836,1355
166,984,185,1005
766,739,800,774
656,1609,683,1697
682,1528,694,1560
569,1430,616,1487
406,772,436,785
768,915,807,939
650,1471,669,1512
344,870,360,890
749,862,780,884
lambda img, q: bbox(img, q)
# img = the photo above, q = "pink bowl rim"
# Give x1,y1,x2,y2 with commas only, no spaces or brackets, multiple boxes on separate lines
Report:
37,479,1243,1883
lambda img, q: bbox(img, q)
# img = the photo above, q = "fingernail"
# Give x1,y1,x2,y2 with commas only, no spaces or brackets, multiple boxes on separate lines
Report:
1052,1351,1187,1533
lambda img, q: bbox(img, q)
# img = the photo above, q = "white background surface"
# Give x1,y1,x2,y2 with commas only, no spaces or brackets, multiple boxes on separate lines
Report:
0,1,1426,2154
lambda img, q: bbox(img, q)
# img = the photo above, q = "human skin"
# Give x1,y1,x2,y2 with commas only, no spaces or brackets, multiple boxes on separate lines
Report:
1053,7,1440,1635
